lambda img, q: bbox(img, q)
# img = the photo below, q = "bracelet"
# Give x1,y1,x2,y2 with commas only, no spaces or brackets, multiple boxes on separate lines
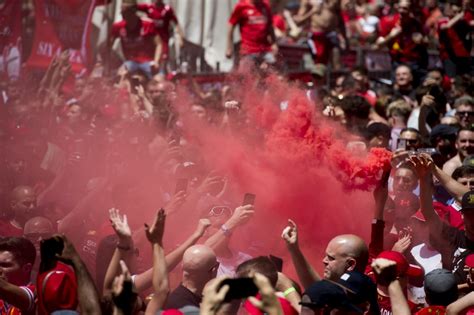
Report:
117,244,132,251
221,224,232,237
283,287,296,296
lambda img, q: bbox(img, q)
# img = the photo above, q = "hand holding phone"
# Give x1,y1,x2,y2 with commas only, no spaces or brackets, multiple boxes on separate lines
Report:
175,178,188,194
243,193,256,206
218,278,259,302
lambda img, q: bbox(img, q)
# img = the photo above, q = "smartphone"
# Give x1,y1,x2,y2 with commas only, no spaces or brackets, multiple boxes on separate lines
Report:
243,193,256,206
269,255,283,272
130,77,141,93
175,178,188,194
219,278,259,302
397,139,407,151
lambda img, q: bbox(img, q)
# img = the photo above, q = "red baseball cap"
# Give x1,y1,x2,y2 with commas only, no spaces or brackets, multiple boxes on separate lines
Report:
37,261,78,315
376,251,424,286
465,254,474,268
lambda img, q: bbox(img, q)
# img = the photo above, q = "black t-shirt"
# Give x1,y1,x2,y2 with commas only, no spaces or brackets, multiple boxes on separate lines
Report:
439,222,474,283
163,284,201,310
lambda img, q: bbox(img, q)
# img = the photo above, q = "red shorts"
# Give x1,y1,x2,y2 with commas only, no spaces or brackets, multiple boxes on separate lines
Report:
308,31,331,64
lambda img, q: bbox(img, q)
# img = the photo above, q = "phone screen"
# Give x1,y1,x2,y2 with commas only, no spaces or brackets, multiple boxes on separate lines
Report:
243,193,256,206
397,139,407,151
219,278,258,302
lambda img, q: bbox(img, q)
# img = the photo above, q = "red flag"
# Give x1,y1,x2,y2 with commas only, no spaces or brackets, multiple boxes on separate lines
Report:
26,0,97,72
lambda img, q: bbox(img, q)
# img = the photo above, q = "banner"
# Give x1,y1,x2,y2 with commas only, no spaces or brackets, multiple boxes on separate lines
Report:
0,0,23,78
26,0,97,72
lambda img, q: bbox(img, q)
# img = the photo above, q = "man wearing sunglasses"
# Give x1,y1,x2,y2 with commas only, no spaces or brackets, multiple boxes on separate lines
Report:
443,128,474,176
201,199,255,277
454,96,474,129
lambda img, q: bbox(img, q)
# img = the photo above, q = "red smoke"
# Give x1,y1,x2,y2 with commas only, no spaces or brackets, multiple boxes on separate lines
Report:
173,69,392,276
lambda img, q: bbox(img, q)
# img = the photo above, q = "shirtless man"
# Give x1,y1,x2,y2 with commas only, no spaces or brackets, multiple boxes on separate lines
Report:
295,0,344,68
443,128,474,175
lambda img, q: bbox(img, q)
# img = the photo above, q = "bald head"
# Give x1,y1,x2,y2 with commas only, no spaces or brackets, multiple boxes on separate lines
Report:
23,217,55,250
183,245,217,272
323,234,368,281
24,217,54,235
10,186,36,226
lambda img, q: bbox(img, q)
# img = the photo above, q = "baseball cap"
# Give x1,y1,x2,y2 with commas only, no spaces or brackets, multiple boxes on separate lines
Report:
461,191,474,211
465,254,474,268
429,124,458,143
376,251,424,286
424,269,458,306
334,271,377,306
38,261,78,314
301,280,364,313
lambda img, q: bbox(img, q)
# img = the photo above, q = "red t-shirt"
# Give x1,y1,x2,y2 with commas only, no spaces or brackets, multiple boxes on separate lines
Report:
379,14,427,65
137,3,177,44
0,220,23,238
229,0,273,55
378,292,418,315
112,19,157,63
437,11,473,60
0,284,36,315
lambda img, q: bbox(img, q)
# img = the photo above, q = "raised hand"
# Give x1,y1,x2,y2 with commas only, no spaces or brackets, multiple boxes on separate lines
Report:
409,154,434,178
281,219,298,249
112,260,137,313
201,277,230,315
226,205,255,229
248,273,283,315
109,208,132,247
392,229,412,254
54,235,80,265
145,208,166,245
194,218,212,238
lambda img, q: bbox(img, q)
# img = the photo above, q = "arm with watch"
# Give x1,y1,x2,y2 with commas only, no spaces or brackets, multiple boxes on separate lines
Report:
204,205,255,252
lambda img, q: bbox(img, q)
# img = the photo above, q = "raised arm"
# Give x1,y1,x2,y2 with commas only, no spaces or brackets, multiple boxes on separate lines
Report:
204,205,254,252
55,235,101,315
144,209,169,315
0,278,34,312
103,208,135,295
410,155,444,234
433,165,469,202
133,218,211,292
282,219,321,289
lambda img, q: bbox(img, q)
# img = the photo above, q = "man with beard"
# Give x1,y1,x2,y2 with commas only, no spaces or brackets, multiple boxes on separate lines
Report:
443,128,474,175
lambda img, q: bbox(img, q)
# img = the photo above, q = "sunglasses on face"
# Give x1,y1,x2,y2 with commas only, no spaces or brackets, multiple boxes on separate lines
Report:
208,206,232,217
456,111,474,117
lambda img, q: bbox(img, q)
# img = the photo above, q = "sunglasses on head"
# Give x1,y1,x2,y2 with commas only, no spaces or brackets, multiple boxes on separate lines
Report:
208,206,232,217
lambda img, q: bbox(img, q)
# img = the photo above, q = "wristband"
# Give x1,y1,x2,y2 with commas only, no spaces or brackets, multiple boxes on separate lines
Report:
283,287,296,296
221,224,232,237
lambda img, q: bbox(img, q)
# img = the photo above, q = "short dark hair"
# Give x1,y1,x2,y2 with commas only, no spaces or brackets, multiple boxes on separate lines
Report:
0,237,36,266
351,66,368,77
340,95,371,120
236,256,278,288
457,127,474,138
452,166,474,180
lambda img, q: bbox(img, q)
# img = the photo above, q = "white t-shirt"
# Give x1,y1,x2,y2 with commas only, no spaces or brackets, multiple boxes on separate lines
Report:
410,243,442,274
217,251,252,277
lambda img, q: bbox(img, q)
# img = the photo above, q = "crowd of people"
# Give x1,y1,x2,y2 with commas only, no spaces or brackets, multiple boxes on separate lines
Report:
1,0,474,314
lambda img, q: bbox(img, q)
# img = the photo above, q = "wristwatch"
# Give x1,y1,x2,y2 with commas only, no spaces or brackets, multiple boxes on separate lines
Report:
221,224,232,237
